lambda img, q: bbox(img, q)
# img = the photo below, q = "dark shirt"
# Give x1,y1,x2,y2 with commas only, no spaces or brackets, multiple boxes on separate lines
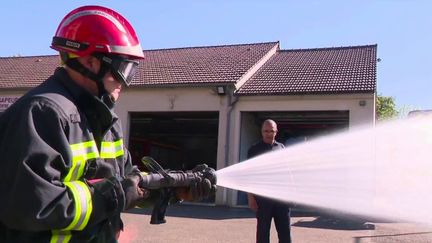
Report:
247,140,286,205
247,140,285,159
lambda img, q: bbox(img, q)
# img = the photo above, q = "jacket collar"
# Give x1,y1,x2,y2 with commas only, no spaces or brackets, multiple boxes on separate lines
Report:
54,67,118,126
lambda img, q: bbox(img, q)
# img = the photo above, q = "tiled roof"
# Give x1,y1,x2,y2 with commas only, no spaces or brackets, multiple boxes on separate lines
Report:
0,42,377,96
0,42,278,89
132,42,278,86
236,45,377,95
0,55,60,89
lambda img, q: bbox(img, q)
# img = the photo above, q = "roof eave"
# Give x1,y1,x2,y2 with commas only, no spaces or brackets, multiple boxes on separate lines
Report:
234,90,376,96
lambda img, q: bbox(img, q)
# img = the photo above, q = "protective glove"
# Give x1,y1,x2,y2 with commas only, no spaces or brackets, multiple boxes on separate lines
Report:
248,193,258,212
121,174,150,211
133,188,178,209
175,164,217,202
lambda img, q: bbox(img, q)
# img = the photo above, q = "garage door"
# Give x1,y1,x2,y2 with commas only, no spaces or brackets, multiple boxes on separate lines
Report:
128,112,219,172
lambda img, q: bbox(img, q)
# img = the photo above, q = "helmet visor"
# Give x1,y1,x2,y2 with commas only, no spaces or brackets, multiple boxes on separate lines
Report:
100,55,139,86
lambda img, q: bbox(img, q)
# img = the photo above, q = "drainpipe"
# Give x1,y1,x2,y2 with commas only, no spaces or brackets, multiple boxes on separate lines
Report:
224,85,238,168
221,85,238,206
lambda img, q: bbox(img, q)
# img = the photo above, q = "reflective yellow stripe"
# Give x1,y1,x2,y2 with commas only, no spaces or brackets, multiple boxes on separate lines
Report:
65,141,99,182
52,138,122,242
100,139,124,158
50,230,72,243
62,181,93,231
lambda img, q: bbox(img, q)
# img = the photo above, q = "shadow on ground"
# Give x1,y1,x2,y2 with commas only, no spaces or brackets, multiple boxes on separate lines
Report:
128,204,329,220
127,204,255,220
127,204,388,231
290,205,403,231
292,216,375,230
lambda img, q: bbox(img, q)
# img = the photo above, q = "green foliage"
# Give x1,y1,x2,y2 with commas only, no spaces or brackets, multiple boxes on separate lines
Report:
376,95,399,121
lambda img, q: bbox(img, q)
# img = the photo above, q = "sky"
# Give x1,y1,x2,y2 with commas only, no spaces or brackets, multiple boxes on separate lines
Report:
1,0,431,111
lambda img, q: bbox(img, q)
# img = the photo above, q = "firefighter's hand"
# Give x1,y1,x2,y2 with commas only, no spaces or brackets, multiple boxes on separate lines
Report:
121,174,150,211
248,193,258,212
175,164,217,201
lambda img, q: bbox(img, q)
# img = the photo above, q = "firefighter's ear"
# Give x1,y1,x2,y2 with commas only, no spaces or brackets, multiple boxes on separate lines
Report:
76,55,99,73
87,56,101,73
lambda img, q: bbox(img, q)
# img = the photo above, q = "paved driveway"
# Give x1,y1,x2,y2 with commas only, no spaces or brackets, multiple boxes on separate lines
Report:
119,205,432,243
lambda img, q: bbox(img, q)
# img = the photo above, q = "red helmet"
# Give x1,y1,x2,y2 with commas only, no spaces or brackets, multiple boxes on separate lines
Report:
51,5,144,60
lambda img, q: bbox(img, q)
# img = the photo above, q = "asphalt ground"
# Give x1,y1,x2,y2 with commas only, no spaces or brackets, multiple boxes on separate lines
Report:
119,204,432,243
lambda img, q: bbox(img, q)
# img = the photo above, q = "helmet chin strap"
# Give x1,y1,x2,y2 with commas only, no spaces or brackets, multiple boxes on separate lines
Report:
65,58,111,100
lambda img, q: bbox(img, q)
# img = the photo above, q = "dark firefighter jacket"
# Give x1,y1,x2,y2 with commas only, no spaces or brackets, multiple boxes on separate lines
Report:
0,68,138,243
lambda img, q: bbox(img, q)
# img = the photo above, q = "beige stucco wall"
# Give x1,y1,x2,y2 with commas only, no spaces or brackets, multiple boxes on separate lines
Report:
116,89,375,206
115,86,230,175
222,93,376,206
0,88,375,206
226,93,375,164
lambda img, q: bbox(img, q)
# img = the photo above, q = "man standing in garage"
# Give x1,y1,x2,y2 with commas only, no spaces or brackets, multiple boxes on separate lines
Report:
247,119,291,243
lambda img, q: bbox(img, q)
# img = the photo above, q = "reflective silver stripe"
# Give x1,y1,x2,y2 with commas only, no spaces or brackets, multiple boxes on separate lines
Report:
60,10,126,34
50,230,72,243
66,141,99,182
109,44,144,58
63,181,93,231
100,139,124,158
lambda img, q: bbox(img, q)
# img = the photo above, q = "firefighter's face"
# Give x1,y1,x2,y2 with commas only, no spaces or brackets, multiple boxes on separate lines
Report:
103,72,123,101
75,55,123,101
98,56,123,101
261,122,277,144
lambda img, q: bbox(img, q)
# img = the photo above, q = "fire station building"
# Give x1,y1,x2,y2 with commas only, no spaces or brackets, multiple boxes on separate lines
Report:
0,41,377,206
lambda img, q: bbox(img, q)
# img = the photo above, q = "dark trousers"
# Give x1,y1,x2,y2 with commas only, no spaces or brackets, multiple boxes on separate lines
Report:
255,197,291,243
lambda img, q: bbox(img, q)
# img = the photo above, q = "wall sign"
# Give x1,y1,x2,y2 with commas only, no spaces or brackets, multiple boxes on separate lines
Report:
0,97,20,111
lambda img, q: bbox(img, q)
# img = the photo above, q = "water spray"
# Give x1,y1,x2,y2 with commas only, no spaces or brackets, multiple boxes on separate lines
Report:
216,116,432,225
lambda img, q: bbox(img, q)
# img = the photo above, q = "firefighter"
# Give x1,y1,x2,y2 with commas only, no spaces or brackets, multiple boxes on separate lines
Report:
0,5,215,242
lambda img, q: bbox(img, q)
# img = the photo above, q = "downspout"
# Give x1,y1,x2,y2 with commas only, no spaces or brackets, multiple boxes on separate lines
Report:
221,85,238,206
224,86,239,168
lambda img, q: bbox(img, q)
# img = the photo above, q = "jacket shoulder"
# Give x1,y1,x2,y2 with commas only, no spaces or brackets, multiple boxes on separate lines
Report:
17,76,80,122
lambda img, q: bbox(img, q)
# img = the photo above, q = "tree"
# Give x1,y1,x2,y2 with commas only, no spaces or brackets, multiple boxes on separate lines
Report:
376,94,399,121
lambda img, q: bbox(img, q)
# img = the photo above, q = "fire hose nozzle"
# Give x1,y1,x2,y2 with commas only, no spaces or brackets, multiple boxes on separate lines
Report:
139,156,217,224
140,156,217,190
